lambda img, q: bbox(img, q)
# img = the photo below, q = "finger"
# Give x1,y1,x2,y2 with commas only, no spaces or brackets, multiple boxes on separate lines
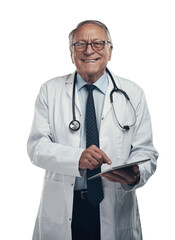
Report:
113,165,138,178
102,175,117,182
112,169,129,178
102,172,127,184
81,147,100,164
79,150,99,169
88,150,104,165
85,153,101,168
112,169,135,184
88,161,97,170
90,145,112,165
112,168,140,185
80,159,98,170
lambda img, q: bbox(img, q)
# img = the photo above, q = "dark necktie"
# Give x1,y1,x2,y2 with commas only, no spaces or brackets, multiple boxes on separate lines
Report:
84,84,104,207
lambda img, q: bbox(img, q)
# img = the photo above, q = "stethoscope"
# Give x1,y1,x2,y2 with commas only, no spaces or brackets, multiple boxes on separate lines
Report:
69,68,137,132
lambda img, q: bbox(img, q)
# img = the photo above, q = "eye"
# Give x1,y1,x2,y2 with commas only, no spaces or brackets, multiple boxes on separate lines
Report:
75,42,86,47
93,41,104,48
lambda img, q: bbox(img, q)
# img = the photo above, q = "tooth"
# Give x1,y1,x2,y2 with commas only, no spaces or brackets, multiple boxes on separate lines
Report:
84,60,96,63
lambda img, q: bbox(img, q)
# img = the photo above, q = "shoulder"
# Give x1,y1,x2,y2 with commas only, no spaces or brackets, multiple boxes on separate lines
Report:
41,73,72,89
38,73,73,95
111,72,146,106
36,73,74,101
116,75,143,93
112,73,144,96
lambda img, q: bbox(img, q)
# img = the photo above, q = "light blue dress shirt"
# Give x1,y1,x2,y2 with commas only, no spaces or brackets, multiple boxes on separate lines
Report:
74,71,109,190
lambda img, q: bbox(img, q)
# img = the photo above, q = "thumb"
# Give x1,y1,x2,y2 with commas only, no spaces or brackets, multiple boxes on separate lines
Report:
133,165,139,173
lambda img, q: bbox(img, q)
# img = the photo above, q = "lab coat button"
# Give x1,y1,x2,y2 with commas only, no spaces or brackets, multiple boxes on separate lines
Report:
69,218,72,221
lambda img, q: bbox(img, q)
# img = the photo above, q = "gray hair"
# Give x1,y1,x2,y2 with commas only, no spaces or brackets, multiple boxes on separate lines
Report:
69,20,112,46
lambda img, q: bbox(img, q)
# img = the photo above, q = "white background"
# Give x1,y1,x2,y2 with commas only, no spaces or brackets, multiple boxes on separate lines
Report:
0,0,174,239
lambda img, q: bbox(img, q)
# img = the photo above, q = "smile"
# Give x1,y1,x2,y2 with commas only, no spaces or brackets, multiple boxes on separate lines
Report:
81,58,100,63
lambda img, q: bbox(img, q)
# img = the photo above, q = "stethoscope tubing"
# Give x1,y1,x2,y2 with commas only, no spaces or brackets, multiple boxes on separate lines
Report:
69,68,137,131
72,71,77,122
106,68,137,130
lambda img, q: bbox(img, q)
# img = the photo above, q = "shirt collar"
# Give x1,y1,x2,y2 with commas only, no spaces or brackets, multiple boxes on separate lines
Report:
76,71,109,94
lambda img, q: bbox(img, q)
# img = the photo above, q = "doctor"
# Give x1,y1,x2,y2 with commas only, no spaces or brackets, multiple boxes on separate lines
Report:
27,20,158,240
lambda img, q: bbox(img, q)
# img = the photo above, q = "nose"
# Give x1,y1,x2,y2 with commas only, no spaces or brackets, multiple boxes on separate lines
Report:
84,43,95,54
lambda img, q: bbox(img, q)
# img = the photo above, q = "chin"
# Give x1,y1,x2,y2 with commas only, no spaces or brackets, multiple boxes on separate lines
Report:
83,66,104,76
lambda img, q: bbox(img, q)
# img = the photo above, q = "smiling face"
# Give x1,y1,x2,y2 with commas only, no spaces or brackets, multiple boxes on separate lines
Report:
70,23,113,83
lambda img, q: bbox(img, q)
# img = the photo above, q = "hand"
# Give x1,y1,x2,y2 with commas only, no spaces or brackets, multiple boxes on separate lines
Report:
79,145,112,170
102,165,140,185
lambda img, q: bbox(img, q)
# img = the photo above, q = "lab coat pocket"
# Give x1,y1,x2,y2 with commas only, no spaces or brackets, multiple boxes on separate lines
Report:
121,128,134,162
116,187,138,230
39,179,65,224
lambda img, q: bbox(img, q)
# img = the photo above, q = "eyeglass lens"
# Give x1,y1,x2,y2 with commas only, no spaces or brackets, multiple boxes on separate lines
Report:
74,41,106,51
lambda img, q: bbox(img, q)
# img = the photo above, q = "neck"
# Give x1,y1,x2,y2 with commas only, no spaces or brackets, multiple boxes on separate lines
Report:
77,69,106,84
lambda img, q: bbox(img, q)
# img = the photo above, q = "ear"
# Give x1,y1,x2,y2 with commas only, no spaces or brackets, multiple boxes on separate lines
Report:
108,45,113,61
70,48,75,64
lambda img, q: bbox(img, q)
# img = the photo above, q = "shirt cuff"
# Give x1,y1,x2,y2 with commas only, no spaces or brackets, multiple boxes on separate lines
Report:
121,178,140,191
79,169,86,177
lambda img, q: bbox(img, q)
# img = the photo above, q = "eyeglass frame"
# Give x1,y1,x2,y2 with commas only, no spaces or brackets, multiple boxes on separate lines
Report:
70,40,112,52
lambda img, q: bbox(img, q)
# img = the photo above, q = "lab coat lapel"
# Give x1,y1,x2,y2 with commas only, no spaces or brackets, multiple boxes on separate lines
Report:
102,71,121,119
65,72,81,114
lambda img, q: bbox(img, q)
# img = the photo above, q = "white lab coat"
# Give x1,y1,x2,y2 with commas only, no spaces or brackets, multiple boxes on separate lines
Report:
27,71,158,240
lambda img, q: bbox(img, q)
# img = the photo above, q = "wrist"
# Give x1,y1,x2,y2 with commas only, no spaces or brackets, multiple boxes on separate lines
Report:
129,175,140,186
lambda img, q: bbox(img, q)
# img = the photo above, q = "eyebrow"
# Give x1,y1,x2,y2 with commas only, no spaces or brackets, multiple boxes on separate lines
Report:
75,38,102,42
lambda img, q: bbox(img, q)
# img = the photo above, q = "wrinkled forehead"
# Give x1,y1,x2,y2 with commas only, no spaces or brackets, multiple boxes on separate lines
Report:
72,23,108,42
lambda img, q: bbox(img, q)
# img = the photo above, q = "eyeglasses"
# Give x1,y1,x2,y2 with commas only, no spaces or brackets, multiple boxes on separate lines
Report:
71,40,111,52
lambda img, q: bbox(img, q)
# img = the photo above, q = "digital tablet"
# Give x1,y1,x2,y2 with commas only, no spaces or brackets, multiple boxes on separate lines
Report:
88,158,150,180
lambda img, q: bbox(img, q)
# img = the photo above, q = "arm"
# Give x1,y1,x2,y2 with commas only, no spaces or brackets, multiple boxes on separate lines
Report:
103,91,158,190
27,84,84,177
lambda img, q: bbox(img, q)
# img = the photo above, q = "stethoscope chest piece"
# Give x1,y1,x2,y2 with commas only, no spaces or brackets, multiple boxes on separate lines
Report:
69,120,80,131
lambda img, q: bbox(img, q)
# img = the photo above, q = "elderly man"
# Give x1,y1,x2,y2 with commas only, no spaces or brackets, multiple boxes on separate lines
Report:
27,20,158,240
